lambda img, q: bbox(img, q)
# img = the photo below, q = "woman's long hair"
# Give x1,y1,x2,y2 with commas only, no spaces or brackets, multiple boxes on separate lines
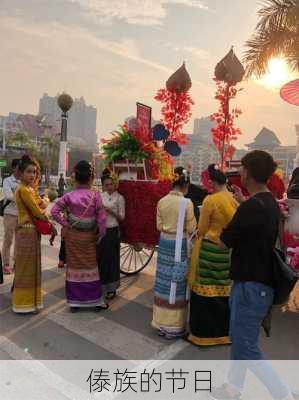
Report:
18,155,40,188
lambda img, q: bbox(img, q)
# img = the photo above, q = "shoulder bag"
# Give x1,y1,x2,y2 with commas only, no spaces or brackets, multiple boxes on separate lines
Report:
254,196,298,305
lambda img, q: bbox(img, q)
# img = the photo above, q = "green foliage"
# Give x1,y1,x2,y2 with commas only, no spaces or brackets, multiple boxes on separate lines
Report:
244,0,299,76
102,126,148,163
6,131,60,175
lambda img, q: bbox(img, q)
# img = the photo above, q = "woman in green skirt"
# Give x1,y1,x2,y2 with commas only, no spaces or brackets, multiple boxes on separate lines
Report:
188,164,238,346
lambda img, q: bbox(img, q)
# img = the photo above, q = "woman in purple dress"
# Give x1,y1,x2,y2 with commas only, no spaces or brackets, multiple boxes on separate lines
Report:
51,161,107,312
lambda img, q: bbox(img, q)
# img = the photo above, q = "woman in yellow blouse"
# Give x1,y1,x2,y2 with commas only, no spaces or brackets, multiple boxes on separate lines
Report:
188,164,238,346
152,172,196,339
13,155,48,314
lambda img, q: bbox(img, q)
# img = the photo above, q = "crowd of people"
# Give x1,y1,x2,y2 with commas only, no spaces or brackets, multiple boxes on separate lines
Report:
0,150,298,399
0,156,126,312
153,151,298,400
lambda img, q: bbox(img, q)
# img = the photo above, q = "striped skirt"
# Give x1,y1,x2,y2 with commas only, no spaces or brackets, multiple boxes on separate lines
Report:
188,239,231,346
12,226,42,313
65,228,104,308
152,235,188,337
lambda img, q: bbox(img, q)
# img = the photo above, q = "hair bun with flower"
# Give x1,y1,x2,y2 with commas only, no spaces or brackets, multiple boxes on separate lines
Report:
172,168,189,186
208,163,227,185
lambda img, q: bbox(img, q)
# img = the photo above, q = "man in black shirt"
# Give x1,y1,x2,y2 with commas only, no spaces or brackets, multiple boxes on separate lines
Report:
210,151,293,400
174,166,207,222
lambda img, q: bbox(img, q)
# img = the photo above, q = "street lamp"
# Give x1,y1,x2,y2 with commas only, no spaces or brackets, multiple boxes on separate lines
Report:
57,93,73,178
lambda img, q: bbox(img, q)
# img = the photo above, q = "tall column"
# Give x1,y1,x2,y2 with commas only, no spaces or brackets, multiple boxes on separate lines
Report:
57,94,73,178
58,112,68,177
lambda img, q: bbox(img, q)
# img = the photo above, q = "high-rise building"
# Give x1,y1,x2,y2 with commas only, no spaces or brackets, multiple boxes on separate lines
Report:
174,117,218,182
193,117,215,143
39,93,97,148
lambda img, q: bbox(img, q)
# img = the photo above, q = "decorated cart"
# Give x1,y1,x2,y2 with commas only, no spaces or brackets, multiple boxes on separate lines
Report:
101,63,194,275
118,179,171,275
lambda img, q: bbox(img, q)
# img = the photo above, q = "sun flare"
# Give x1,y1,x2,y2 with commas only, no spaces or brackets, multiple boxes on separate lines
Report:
258,58,291,89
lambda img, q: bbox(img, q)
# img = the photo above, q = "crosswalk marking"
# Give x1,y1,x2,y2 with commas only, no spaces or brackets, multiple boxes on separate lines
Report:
48,307,166,363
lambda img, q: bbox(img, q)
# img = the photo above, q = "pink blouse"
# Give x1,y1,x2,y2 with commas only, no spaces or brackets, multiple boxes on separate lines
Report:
51,188,107,237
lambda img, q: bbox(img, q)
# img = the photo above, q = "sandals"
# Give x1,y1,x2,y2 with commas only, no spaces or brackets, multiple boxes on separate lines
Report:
95,304,109,312
105,291,117,300
157,328,186,340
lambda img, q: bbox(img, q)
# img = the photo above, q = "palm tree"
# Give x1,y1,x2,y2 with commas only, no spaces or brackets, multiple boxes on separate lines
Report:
244,0,299,77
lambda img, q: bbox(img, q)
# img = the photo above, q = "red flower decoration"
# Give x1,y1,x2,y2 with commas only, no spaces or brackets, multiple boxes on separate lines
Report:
155,88,194,145
118,180,171,245
267,173,285,200
211,79,243,169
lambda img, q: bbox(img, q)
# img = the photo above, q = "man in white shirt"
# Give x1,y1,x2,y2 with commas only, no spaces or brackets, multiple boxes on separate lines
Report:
2,159,19,274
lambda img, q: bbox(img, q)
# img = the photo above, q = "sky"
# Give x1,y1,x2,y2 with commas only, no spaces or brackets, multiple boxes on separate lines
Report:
0,0,298,149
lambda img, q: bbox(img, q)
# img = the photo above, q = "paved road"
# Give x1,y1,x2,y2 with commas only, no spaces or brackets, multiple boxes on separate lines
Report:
0,227,298,362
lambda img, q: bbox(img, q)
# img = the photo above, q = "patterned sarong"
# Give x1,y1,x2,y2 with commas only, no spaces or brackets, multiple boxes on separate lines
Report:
65,228,103,307
188,239,231,346
152,235,188,336
12,226,42,313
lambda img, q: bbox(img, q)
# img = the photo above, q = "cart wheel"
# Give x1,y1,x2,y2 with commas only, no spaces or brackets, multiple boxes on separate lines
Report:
120,243,155,275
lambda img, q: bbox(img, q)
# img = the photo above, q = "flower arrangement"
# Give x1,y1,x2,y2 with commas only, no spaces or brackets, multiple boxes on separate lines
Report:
101,124,148,163
101,123,174,181
144,143,174,181
210,79,243,169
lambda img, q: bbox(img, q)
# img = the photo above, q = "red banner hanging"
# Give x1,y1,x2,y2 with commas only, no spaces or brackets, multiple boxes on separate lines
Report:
135,102,152,143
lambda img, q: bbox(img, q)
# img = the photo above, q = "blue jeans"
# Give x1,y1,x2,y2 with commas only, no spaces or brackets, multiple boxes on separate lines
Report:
228,282,290,399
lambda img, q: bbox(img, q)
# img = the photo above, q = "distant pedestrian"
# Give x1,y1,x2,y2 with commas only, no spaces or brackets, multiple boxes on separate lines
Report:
58,171,75,268
58,173,66,197
45,188,58,246
2,159,20,275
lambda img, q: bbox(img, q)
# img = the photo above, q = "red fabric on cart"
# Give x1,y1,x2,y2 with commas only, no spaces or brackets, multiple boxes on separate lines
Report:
227,173,285,199
227,175,249,196
118,181,171,246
